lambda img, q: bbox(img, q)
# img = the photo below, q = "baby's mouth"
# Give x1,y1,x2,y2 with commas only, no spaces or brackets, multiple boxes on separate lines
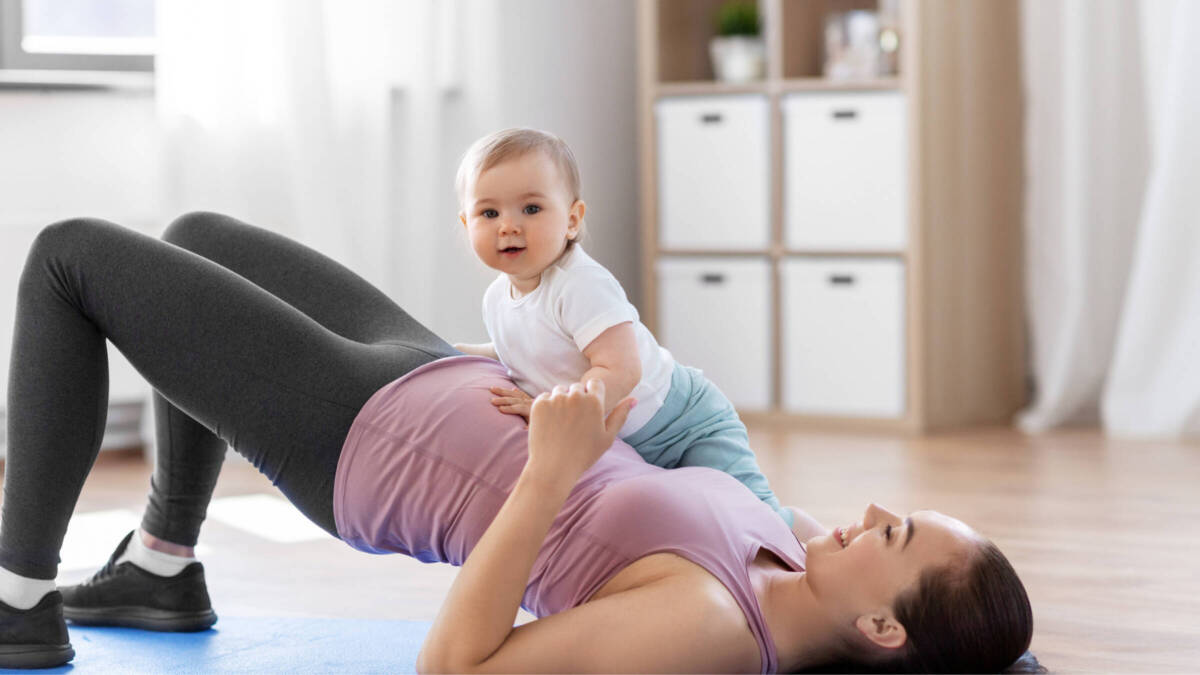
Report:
499,246,525,256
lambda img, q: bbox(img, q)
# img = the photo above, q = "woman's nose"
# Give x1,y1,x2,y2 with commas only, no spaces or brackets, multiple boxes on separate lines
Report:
863,503,900,529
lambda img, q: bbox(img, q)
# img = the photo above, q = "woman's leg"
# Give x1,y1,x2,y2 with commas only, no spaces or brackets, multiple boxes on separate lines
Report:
0,218,447,581
142,212,456,546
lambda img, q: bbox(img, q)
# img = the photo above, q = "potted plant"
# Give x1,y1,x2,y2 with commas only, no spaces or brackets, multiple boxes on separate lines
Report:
709,1,765,83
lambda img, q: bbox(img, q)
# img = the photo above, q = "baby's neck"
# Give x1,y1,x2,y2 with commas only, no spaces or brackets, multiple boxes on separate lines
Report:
508,273,542,298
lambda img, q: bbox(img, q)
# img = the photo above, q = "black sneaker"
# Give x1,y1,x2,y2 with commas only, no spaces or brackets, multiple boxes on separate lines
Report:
59,531,217,632
0,591,74,669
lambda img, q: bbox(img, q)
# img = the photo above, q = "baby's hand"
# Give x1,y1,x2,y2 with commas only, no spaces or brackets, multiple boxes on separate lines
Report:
490,386,534,422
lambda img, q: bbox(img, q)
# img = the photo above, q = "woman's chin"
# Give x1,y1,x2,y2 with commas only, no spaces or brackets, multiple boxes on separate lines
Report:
804,532,837,551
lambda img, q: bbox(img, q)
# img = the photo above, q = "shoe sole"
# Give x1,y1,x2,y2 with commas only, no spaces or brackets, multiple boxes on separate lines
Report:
63,605,217,632
0,643,75,669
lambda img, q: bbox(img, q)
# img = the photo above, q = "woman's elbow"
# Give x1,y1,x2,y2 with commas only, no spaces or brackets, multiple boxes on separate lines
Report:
416,649,477,674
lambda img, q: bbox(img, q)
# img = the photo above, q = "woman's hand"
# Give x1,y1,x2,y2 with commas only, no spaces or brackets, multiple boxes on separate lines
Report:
525,380,635,483
490,386,534,421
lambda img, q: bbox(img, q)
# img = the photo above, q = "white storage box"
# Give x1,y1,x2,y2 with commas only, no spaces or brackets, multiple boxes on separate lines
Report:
783,92,907,251
781,257,905,417
657,257,772,410
656,95,770,250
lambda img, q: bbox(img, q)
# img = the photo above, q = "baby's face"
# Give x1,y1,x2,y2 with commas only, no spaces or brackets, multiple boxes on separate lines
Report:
459,152,583,287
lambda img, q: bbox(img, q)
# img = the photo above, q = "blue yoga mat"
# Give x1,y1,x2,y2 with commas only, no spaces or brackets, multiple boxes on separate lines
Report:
1,616,432,674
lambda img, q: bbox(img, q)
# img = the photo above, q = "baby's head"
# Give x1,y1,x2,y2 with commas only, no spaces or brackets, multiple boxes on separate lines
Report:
456,128,587,282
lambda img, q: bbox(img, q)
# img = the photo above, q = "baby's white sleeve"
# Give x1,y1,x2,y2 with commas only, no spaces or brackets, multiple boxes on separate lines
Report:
556,268,639,352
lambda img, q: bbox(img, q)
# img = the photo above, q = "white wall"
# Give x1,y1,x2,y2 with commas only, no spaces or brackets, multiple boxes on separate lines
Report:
0,0,640,450
0,90,165,451
405,0,639,344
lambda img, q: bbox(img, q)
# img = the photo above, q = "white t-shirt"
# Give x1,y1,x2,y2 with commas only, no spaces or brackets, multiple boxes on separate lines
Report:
482,246,675,437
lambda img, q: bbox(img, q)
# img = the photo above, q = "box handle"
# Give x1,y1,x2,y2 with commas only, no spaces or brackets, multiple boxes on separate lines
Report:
829,274,856,286
832,109,858,121
700,273,726,285
700,113,723,124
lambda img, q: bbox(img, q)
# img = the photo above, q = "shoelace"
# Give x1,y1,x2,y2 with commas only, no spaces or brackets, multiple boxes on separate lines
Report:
82,549,124,587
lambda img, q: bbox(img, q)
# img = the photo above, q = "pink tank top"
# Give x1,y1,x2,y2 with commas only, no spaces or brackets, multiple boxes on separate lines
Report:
333,356,805,673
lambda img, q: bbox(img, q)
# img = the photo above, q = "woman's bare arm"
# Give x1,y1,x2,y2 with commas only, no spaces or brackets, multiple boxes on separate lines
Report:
417,380,635,673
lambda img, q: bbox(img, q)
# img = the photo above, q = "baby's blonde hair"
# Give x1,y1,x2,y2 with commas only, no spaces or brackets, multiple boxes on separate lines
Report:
455,127,586,248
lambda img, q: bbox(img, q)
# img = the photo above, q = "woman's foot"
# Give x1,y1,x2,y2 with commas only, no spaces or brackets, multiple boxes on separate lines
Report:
58,531,217,632
0,591,74,669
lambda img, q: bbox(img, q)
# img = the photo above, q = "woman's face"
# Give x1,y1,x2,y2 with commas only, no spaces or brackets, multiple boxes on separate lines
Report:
803,505,980,628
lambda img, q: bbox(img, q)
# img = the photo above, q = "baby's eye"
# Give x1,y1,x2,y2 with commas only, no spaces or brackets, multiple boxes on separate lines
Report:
524,204,541,215
482,209,498,218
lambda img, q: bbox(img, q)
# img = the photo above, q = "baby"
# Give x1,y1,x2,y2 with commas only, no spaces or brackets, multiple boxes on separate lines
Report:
452,128,820,541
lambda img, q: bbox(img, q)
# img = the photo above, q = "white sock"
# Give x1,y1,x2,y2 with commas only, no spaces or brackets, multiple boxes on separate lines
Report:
116,531,196,577
0,564,56,610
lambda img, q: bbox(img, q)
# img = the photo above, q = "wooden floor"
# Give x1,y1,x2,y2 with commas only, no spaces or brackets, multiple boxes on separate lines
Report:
4,426,1199,673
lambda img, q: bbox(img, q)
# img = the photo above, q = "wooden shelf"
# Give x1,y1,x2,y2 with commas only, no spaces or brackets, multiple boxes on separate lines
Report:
654,77,902,98
658,249,770,257
655,249,906,259
656,80,769,97
638,0,1026,432
778,76,902,93
781,249,907,258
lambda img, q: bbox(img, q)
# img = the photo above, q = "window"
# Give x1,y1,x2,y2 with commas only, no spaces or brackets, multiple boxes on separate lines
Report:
0,0,154,73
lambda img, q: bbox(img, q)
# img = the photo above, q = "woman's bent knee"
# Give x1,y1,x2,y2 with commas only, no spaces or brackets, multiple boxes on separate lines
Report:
28,218,117,264
162,211,232,246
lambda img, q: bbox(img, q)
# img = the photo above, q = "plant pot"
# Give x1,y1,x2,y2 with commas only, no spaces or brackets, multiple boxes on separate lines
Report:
709,35,765,83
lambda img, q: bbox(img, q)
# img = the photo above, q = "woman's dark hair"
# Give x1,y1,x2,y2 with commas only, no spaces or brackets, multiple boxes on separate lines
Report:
889,540,1036,673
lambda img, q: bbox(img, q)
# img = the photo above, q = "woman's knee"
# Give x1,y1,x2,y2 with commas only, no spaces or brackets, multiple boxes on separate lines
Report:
28,217,118,263
162,211,236,247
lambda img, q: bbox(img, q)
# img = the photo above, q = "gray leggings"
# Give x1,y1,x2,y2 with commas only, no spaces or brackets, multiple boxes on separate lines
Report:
0,213,458,579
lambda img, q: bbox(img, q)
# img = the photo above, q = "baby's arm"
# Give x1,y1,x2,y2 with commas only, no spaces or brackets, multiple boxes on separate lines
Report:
453,342,499,360
580,322,642,414
490,323,641,422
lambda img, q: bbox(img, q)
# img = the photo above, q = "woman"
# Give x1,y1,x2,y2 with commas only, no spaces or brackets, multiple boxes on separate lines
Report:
0,214,1033,672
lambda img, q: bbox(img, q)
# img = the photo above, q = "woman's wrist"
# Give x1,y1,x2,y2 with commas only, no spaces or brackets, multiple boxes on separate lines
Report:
518,459,579,500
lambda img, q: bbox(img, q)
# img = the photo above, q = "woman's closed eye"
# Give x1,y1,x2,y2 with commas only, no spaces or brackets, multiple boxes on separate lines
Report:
884,524,893,542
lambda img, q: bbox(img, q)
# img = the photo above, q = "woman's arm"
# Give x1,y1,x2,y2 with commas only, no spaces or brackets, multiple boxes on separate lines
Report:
453,342,499,360
417,380,635,673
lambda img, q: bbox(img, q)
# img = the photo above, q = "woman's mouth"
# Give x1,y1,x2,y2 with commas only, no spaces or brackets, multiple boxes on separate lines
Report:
836,527,850,548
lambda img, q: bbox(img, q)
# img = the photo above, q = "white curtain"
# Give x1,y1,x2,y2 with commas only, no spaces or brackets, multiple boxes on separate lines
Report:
154,0,637,341
1019,0,1200,438
155,0,399,293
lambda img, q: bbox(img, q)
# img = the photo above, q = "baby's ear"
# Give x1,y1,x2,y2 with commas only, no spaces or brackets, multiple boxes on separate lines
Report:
458,212,467,227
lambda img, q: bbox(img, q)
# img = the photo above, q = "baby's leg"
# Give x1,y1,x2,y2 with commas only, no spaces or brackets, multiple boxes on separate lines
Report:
627,365,789,523
142,212,459,546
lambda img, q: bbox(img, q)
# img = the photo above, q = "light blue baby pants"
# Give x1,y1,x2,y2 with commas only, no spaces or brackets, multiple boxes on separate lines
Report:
622,362,793,527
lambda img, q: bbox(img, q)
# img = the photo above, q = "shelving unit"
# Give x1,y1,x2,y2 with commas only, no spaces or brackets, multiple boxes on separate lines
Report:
637,0,1026,432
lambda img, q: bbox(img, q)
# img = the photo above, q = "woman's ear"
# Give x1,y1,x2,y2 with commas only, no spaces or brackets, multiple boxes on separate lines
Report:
567,199,586,239
854,611,907,650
